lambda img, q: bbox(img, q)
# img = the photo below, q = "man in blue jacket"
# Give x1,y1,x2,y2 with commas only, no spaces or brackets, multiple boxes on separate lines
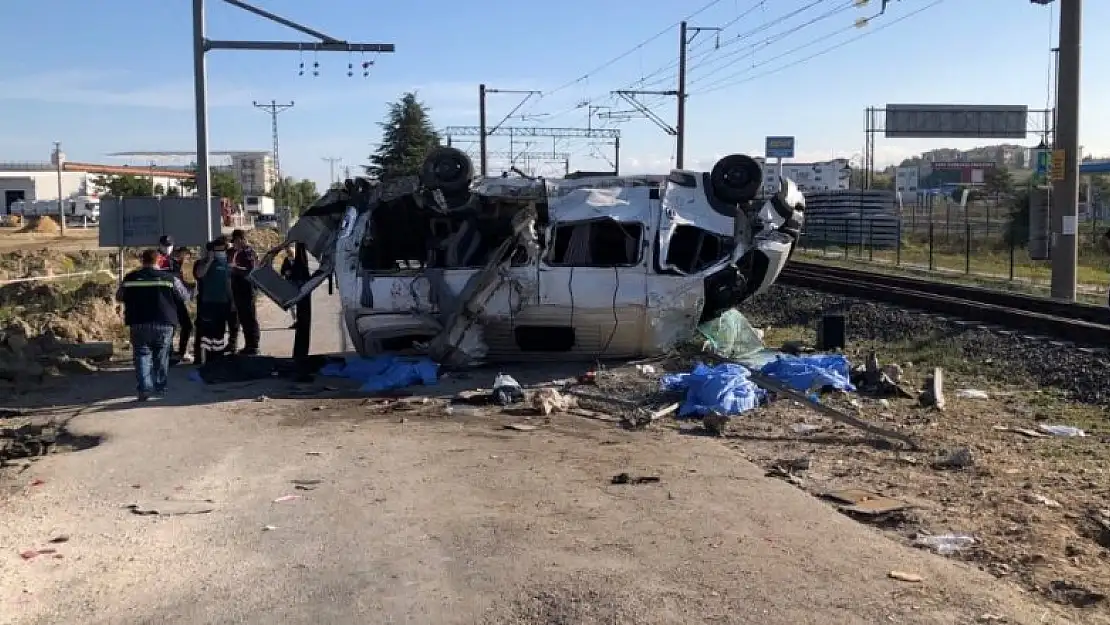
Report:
117,249,191,401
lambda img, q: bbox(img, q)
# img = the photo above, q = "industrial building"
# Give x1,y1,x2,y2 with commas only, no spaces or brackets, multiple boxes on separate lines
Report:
0,161,193,213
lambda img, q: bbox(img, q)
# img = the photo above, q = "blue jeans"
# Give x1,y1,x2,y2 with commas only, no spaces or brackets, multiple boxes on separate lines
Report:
131,324,175,395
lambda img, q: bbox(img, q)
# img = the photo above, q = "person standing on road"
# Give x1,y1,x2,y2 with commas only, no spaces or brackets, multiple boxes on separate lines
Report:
116,249,191,401
194,237,236,359
167,246,195,363
228,229,260,356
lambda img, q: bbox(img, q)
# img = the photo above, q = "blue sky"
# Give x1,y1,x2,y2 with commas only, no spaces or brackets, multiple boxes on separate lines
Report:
1,0,1105,189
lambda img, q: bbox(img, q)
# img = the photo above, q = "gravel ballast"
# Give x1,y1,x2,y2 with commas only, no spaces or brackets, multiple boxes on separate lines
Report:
743,284,1110,406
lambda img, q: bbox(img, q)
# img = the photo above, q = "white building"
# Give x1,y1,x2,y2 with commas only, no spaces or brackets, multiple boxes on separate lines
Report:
0,162,194,214
108,150,277,196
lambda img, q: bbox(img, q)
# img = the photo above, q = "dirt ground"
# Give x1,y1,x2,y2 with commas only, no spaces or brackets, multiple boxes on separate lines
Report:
0,290,1089,625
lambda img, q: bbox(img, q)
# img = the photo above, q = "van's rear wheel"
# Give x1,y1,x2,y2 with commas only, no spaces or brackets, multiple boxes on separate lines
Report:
421,147,474,193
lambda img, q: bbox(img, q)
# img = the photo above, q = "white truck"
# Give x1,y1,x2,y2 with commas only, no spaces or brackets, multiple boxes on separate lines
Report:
10,196,100,223
244,195,276,216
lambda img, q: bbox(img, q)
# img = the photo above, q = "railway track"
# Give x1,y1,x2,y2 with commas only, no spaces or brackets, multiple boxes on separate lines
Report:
778,260,1110,345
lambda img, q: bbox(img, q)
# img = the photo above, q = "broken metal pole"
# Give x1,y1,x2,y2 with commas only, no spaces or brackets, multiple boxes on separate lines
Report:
747,370,920,451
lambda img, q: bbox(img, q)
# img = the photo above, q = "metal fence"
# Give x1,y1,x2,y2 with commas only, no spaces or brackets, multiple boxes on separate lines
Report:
797,204,1110,301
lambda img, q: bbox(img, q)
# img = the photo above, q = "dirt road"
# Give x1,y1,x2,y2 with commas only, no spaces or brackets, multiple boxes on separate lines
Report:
0,294,1074,624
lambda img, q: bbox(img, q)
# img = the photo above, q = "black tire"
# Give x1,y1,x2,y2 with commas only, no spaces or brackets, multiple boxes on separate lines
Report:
421,147,474,193
709,154,762,205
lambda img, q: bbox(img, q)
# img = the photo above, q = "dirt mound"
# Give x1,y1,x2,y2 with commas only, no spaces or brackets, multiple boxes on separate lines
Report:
17,216,60,234
0,248,115,282
245,227,283,251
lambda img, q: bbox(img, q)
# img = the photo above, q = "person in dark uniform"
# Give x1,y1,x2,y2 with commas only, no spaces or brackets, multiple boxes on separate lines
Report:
279,244,298,329
194,237,236,359
227,229,260,355
116,249,191,401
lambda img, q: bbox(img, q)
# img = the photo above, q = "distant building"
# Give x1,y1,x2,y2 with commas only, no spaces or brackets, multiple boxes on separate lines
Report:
107,150,278,195
0,162,192,213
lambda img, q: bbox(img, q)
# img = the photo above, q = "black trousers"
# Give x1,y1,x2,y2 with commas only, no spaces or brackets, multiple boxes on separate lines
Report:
228,282,260,351
175,300,193,355
197,300,234,356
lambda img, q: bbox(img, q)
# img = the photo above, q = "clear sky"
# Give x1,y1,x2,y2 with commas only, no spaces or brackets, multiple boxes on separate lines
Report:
0,0,1105,189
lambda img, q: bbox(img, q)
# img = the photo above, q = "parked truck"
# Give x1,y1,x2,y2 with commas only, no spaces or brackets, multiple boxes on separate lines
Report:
10,196,100,223
244,195,275,216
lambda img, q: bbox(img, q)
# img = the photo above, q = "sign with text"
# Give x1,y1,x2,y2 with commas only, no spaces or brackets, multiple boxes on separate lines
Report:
1050,149,1066,182
99,197,221,248
765,136,796,159
884,104,1028,139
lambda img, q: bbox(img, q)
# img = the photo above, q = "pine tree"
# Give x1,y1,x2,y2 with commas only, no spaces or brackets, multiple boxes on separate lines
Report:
366,92,442,181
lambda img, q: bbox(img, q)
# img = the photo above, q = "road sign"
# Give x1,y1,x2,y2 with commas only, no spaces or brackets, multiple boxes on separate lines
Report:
1051,149,1066,182
765,136,795,159
99,197,222,248
884,104,1028,139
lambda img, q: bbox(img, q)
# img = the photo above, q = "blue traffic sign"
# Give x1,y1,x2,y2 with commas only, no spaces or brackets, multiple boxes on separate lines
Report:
765,136,795,159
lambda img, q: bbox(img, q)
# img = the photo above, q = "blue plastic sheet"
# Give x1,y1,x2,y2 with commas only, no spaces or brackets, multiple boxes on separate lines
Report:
320,355,439,393
759,354,855,393
660,362,766,418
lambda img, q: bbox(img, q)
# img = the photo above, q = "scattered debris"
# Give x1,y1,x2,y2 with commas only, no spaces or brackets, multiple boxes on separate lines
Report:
492,374,524,406
504,423,539,432
19,548,58,561
918,367,946,410
531,387,576,416
790,422,822,435
1045,580,1106,608
634,364,656,374
976,614,1007,623
887,571,923,583
262,525,278,532
702,412,730,436
255,395,270,402
48,535,69,544
992,425,1046,438
273,495,301,503
956,388,989,400
1038,424,1086,437
933,447,974,470
823,488,909,517
611,473,660,485
125,501,216,516
1025,493,1062,508
914,533,976,555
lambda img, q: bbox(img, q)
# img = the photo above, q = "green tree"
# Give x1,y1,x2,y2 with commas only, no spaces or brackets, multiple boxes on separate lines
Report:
366,92,441,181
983,166,1014,198
211,170,243,204
271,177,320,214
93,174,155,197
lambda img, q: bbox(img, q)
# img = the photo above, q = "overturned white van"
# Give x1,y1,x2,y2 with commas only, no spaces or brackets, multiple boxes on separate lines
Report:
249,148,804,366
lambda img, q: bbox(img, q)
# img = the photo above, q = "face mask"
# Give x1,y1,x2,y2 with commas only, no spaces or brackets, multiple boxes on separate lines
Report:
213,251,227,261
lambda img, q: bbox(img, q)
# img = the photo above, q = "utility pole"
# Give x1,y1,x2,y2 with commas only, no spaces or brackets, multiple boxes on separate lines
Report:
1051,0,1081,301
253,100,294,183
52,142,65,236
477,86,541,178
677,21,688,169
322,156,342,186
193,0,395,241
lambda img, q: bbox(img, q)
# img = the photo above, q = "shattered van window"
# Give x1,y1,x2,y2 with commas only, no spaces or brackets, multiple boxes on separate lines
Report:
547,219,643,267
665,225,730,274
698,309,765,359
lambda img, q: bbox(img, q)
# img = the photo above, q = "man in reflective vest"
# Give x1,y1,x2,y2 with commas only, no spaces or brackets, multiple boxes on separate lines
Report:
116,249,191,401
194,236,236,359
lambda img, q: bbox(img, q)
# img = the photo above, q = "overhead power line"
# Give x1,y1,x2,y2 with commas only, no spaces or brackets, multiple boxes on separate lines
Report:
691,0,946,96
541,0,730,98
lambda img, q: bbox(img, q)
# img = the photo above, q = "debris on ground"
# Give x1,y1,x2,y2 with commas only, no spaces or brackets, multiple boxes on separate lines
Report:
913,533,976,555
610,473,660,485
888,571,923,583
531,387,576,416
504,423,539,432
1045,580,1106,608
272,495,301,503
1037,424,1086,437
124,501,216,516
956,388,990,400
918,367,946,410
932,447,975,470
492,373,524,406
319,355,438,393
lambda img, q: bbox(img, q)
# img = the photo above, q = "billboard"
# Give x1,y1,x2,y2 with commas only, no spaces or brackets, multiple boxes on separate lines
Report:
895,167,919,197
758,159,850,196
885,104,1028,139
765,136,795,159
99,197,222,248
928,161,996,185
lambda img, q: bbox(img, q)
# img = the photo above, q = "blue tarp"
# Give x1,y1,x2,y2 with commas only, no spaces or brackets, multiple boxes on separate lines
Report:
759,354,855,394
661,363,765,418
660,354,855,418
319,355,438,393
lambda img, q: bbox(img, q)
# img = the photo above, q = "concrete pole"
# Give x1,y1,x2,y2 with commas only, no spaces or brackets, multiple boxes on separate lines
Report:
53,142,66,237
192,0,214,241
1050,0,1081,301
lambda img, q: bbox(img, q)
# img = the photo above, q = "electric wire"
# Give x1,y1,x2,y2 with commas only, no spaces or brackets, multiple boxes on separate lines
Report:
690,0,945,96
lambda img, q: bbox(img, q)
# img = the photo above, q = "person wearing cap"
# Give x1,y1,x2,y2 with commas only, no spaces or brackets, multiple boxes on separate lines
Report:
116,249,191,401
193,236,236,359
227,229,260,356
